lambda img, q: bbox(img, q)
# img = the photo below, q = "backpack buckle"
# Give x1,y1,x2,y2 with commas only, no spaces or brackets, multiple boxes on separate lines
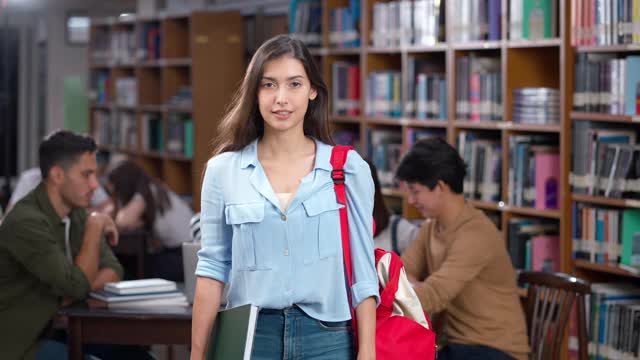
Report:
331,169,345,184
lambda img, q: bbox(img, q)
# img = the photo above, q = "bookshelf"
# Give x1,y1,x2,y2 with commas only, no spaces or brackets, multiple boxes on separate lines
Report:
88,11,245,211
568,0,640,291
303,0,573,277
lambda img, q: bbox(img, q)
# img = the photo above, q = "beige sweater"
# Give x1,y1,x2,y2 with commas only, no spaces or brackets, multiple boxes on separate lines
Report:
402,203,530,360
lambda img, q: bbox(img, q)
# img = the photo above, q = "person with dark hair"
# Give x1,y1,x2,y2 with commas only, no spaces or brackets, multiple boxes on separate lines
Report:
106,160,194,281
191,35,378,360
365,158,419,254
396,137,529,360
0,130,126,359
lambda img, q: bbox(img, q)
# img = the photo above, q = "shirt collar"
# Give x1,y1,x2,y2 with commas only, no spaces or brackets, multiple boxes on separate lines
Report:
240,138,333,172
34,182,80,224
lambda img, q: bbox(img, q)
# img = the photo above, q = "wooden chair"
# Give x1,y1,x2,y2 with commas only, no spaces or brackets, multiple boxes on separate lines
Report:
518,271,591,360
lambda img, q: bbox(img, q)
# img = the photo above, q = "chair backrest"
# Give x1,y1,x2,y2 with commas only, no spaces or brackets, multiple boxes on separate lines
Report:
518,271,591,360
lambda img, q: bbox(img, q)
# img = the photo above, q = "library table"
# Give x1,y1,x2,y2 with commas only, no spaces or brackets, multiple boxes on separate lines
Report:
58,302,191,360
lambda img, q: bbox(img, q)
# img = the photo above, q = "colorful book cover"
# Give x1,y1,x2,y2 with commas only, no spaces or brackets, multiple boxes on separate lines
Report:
531,234,560,272
534,149,560,210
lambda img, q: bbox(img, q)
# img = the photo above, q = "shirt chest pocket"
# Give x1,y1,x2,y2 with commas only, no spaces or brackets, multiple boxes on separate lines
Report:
302,190,344,264
225,202,271,271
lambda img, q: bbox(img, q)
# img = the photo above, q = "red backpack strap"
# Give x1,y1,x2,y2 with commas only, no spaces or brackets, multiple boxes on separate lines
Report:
329,145,358,343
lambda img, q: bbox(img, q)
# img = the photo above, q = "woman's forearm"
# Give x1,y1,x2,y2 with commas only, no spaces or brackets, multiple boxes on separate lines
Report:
191,277,224,360
355,296,377,359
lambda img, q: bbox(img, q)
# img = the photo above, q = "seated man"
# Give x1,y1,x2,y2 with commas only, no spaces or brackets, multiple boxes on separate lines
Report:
0,130,124,359
396,138,530,360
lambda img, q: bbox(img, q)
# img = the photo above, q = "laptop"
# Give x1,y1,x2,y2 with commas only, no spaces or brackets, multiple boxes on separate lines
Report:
182,241,201,304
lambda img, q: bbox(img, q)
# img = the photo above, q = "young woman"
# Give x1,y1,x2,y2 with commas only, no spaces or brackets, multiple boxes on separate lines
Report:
191,35,378,360
106,160,194,281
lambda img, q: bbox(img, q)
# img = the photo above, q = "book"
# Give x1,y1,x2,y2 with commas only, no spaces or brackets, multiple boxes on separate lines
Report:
104,278,177,295
207,304,259,360
108,296,189,309
90,289,185,303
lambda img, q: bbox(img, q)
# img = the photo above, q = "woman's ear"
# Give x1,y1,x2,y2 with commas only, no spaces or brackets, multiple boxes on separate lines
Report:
309,87,317,101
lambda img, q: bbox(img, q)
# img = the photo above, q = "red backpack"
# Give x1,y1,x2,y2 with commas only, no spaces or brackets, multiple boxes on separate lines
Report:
330,145,437,359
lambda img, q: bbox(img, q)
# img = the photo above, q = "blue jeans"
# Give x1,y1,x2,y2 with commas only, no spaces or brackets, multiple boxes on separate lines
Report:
437,343,516,360
252,306,354,360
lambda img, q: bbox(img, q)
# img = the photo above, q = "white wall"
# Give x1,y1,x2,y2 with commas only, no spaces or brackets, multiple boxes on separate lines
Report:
44,7,88,133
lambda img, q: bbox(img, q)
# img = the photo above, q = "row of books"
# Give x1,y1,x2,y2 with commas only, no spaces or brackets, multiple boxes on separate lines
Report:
290,0,322,47
367,129,402,188
141,114,163,152
115,78,138,107
167,85,193,109
455,55,502,122
167,114,194,158
508,135,560,210
583,283,640,360
139,23,163,61
90,71,111,105
573,54,640,116
407,57,447,120
91,29,137,64
570,0,640,46
90,278,187,309
365,71,402,118
450,0,501,42
571,123,640,199
333,129,361,154
507,218,560,272
366,128,447,188
371,0,445,48
93,110,137,150
329,3,360,48
572,204,640,268
332,62,361,116
458,132,502,202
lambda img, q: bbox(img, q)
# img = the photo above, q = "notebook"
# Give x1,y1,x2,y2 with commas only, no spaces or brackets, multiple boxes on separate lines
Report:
104,278,177,295
207,304,259,360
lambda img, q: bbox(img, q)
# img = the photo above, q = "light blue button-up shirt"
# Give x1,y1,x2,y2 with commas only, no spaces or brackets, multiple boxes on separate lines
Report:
196,138,380,321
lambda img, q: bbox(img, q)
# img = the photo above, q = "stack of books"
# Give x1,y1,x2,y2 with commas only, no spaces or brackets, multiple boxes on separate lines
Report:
90,278,188,309
512,88,560,125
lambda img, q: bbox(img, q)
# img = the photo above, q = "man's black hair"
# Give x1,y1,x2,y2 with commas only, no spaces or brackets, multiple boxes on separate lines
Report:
39,130,97,179
395,137,466,194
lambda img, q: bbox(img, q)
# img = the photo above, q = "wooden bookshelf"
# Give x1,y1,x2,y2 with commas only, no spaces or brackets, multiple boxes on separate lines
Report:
310,0,572,242
88,11,244,210
570,111,640,124
572,194,640,209
574,44,640,53
574,260,640,281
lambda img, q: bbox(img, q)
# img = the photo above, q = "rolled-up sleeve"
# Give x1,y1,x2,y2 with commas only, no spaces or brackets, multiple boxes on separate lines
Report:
6,218,90,300
195,157,232,283
344,152,380,308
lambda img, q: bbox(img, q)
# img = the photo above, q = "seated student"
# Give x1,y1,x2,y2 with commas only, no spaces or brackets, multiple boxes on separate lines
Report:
396,138,530,360
106,160,194,282
0,130,126,359
365,158,419,254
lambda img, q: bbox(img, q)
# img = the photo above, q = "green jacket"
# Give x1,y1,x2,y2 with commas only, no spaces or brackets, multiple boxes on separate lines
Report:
0,183,124,359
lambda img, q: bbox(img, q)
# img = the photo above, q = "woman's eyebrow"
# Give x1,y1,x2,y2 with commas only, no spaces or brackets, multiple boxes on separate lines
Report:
261,75,304,81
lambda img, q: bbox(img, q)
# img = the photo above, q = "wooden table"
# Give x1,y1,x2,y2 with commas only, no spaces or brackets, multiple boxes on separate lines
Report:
58,303,191,360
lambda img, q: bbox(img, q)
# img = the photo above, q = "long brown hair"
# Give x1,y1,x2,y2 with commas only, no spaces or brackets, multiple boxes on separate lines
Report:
212,34,333,156
107,160,171,231
365,158,390,236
